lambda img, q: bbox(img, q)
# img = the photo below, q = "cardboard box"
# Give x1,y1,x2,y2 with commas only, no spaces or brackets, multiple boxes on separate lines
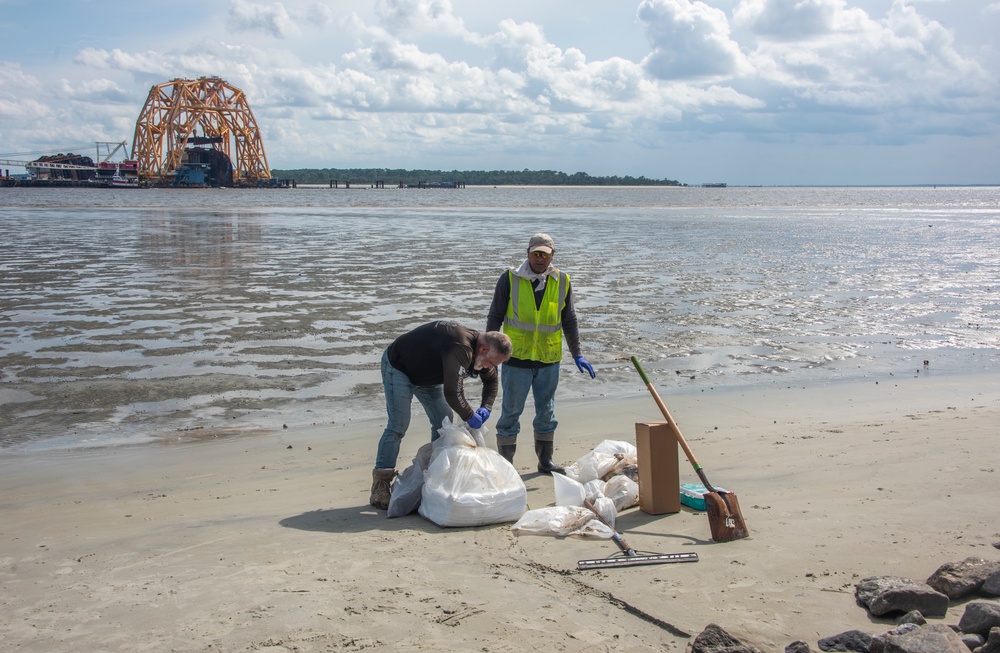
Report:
635,421,681,515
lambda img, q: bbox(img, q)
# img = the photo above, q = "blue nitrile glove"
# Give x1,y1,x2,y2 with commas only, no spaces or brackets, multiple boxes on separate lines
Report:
574,355,596,379
466,407,491,429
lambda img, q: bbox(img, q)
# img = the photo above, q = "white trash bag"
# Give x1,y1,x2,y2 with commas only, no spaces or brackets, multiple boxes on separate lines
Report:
550,473,620,529
552,470,586,507
510,505,615,539
563,439,638,484
387,442,433,518
418,418,527,528
603,474,640,511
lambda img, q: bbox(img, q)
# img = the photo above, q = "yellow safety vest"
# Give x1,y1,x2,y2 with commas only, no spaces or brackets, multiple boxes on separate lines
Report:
502,270,569,364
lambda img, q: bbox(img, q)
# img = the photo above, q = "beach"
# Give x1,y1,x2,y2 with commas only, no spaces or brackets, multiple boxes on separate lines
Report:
3,371,999,652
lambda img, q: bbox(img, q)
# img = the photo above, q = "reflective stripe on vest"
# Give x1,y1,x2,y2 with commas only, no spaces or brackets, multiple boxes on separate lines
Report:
502,270,569,363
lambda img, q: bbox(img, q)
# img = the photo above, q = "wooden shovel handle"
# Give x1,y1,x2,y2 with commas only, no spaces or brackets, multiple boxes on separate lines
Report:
630,356,717,493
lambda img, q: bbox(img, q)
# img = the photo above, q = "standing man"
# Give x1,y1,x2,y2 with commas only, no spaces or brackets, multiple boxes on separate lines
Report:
486,233,596,475
370,320,512,510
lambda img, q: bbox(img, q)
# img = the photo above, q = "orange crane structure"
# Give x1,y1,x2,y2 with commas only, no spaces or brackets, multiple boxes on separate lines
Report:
131,76,271,187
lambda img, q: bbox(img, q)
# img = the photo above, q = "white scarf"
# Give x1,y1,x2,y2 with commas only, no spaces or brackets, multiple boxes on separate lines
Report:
512,260,559,292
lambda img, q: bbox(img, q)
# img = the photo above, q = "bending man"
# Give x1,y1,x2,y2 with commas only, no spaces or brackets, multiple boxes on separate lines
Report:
370,320,512,510
486,233,596,475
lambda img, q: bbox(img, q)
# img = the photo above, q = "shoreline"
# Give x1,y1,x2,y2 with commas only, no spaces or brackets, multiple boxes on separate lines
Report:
3,366,997,457
2,371,999,651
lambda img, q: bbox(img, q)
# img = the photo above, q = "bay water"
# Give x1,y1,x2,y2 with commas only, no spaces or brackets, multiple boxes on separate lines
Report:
1,185,998,452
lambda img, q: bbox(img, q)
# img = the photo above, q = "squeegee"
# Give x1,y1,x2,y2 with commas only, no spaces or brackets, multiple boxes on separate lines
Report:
576,499,698,571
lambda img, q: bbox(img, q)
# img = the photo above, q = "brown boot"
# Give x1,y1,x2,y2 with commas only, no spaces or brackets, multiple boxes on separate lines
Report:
369,468,396,510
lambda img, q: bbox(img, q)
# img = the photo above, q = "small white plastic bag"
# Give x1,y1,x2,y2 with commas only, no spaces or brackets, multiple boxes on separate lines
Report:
603,475,640,511
552,471,586,507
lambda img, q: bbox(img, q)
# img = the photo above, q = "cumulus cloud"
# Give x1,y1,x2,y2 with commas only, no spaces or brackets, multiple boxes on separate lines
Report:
376,0,474,40
1,0,997,181
228,0,300,39
733,0,844,39
75,48,177,77
72,79,133,104
638,0,748,80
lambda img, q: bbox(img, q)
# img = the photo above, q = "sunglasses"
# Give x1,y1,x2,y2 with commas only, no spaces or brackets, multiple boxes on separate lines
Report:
530,251,552,258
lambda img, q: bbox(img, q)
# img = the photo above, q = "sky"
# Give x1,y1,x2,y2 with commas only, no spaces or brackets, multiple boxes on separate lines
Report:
1,0,998,186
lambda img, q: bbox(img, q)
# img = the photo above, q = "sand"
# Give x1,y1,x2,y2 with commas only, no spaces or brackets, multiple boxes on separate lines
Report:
2,372,999,652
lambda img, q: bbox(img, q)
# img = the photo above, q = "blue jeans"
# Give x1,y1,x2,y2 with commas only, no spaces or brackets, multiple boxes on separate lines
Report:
374,349,454,469
495,363,560,446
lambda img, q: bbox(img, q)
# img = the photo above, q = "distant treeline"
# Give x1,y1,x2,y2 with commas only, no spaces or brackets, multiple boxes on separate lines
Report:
270,167,683,186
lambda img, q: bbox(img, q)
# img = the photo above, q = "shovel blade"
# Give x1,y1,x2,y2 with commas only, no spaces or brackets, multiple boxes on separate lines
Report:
704,490,750,542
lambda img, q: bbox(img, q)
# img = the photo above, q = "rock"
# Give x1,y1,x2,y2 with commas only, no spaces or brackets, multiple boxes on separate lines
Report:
817,630,872,652
927,557,1000,599
690,623,765,653
880,624,967,653
785,642,811,653
855,576,950,617
983,570,1000,597
959,602,1000,636
870,624,920,653
898,610,926,625
977,627,1000,653
961,632,986,651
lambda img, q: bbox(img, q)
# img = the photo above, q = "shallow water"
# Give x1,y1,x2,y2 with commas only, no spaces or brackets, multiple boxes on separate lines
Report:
1,185,998,452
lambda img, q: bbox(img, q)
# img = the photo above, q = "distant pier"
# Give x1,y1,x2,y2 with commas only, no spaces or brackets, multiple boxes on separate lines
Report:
327,179,465,189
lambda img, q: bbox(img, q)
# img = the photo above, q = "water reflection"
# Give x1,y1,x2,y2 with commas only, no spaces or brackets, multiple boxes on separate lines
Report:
1,187,998,450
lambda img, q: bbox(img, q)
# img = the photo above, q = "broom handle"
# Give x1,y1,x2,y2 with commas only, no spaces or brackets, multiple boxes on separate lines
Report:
583,498,635,555
630,356,718,494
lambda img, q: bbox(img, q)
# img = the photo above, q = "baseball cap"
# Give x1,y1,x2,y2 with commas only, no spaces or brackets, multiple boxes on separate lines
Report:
527,233,554,254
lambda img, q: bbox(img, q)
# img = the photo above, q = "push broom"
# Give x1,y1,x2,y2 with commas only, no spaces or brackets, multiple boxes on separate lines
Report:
576,498,699,570
630,356,750,543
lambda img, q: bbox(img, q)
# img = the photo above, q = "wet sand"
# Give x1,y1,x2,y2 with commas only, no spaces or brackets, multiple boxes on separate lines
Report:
2,372,999,651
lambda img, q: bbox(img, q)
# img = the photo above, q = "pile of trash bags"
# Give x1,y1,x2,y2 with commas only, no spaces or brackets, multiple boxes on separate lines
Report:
387,418,527,527
387,419,640,539
511,439,639,539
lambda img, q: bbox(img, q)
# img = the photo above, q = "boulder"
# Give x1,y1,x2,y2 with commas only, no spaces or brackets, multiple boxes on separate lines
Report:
960,632,985,650
855,576,950,617
926,557,1000,599
898,610,926,626
976,627,1000,653
785,642,812,653
983,570,1000,597
880,624,967,653
690,623,764,653
958,601,1000,636
869,623,920,653
817,630,872,652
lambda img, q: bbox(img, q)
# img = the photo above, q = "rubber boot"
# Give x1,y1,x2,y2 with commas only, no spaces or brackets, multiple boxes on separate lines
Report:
534,437,565,475
369,467,396,510
498,444,516,464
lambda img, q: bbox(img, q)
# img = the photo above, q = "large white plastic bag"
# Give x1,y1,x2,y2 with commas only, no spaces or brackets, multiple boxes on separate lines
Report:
387,442,433,518
564,439,639,483
563,451,618,484
418,418,526,527
511,506,615,539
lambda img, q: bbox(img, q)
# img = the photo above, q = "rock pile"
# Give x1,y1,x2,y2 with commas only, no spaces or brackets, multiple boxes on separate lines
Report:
687,556,1000,653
